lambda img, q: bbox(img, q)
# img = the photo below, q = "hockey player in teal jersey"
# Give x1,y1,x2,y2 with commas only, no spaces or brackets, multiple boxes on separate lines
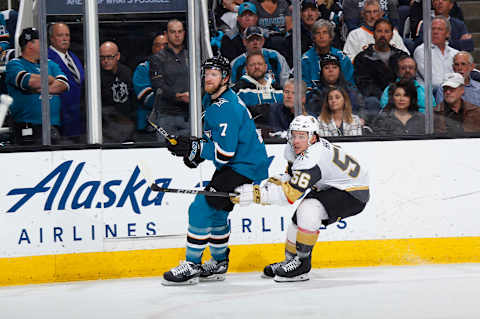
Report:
163,55,272,285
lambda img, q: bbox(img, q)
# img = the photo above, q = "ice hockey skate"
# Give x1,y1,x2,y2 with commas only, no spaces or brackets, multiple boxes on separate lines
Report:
200,249,229,282
162,261,202,286
274,256,311,282
262,255,295,278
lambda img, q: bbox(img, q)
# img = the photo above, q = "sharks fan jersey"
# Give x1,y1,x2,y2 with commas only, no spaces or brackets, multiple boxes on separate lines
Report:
282,138,370,204
201,88,271,182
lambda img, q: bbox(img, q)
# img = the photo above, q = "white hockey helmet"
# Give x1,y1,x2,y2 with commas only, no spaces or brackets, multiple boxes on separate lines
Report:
288,115,320,146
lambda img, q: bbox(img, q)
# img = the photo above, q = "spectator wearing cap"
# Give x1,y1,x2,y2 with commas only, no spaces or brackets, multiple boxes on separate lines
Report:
47,22,85,142
380,55,436,113
354,19,407,104
302,19,355,95
307,54,366,121
230,25,290,86
343,0,409,63
220,2,260,62
232,52,283,108
284,0,320,67
5,27,69,145
434,72,480,134
436,51,480,106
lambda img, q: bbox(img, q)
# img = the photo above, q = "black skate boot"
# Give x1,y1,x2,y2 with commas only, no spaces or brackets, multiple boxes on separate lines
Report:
200,248,229,282
162,261,202,286
274,256,311,282
262,255,295,278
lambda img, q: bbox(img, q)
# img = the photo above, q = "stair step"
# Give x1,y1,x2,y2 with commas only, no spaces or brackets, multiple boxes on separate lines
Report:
457,1,480,19
473,33,480,48
473,48,480,63
465,18,480,34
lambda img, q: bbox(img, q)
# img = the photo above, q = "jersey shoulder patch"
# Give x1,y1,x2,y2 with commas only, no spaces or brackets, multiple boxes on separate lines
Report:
212,97,229,108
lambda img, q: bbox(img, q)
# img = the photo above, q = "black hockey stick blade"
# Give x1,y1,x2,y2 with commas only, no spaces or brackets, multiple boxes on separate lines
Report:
150,183,238,197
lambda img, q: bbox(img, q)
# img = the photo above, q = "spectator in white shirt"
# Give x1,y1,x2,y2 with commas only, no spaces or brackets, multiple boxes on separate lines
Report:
414,15,458,94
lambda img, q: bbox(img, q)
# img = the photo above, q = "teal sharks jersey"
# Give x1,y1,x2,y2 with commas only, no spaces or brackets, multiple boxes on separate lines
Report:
201,88,271,182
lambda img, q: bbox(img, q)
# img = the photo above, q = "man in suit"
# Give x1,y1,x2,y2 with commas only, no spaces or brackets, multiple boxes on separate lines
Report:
48,22,85,142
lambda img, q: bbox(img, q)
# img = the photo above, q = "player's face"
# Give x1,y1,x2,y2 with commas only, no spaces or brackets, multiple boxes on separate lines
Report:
453,54,474,80
204,68,224,94
50,24,70,53
290,130,310,155
246,55,267,81
392,87,411,111
312,26,332,50
328,89,345,112
301,7,320,28
322,64,340,84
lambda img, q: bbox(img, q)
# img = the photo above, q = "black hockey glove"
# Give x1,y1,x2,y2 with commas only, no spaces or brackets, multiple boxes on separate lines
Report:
167,136,198,157
167,136,205,168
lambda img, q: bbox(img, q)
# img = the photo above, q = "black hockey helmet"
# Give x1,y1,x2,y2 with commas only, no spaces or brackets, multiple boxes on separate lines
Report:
201,55,231,80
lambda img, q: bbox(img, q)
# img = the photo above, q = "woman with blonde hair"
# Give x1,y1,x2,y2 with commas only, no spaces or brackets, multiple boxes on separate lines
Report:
318,86,363,136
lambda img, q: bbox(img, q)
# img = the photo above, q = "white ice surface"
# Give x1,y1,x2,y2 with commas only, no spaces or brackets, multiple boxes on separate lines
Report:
0,263,479,319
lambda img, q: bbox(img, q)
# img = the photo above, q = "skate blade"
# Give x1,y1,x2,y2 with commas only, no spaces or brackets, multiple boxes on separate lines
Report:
273,274,309,282
161,277,199,286
261,273,274,279
199,274,226,282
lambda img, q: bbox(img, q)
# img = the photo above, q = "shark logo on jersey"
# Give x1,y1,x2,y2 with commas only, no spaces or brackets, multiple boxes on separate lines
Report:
213,98,228,108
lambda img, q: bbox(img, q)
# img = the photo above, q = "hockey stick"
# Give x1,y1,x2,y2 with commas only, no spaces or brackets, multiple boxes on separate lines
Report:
138,161,238,198
150,183,238,197
147,118,178,145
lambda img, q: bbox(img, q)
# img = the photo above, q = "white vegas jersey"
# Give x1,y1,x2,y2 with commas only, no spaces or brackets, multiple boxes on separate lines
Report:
283,138,370,203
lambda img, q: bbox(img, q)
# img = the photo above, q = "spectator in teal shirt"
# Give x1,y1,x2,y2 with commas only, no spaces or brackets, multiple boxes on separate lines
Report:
380,56,436,113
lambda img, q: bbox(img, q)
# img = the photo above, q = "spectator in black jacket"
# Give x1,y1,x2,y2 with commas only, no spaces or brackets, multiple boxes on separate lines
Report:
149,19,190,137
99,41,135,143
354,19,408,121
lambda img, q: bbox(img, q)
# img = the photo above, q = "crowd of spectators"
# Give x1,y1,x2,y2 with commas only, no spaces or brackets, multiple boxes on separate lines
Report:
1,0,480,147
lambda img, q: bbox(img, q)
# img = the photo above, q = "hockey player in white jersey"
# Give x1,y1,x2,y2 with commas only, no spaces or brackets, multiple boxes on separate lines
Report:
232,115,370,282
